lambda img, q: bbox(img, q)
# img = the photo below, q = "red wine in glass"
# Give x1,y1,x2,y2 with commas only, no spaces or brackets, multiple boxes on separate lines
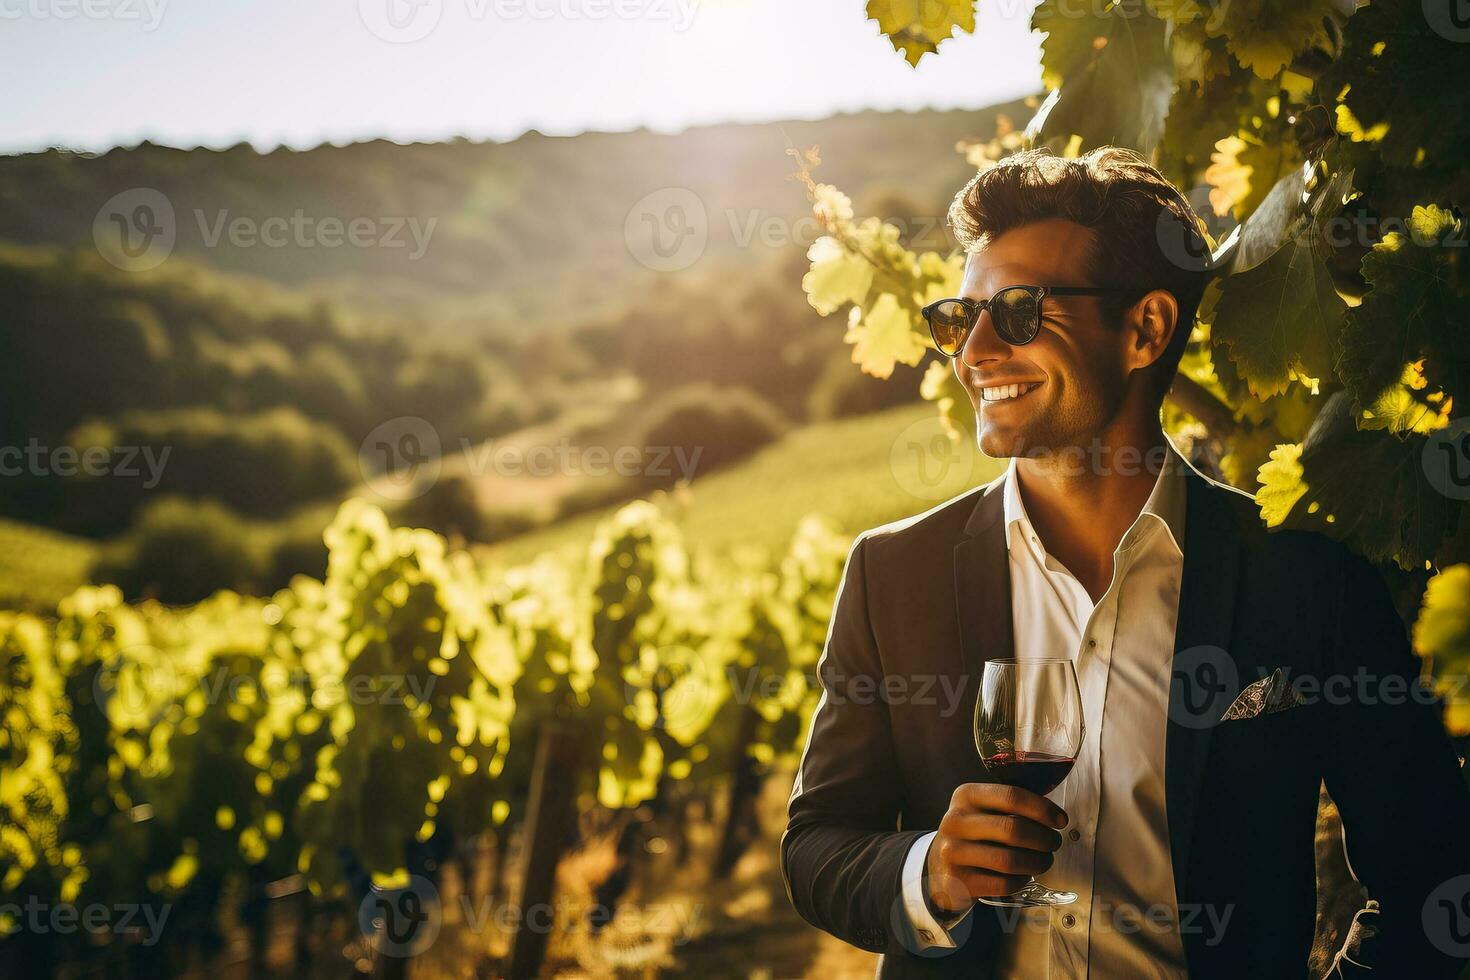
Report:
979,750,1076,797
974,657,1085,908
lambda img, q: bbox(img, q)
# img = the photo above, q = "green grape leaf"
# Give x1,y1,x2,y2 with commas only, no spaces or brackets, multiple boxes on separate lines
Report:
802,236,874,316
1199,0,1340,79
842,291,927,380
1357,362,1451,436
1211,226,1343,399
1157,13,1234,85
1222,167,1307,275
1206,132,1302,221
1032,0,1173,154
867,0,977,67
1256,441,1307,525
1337,206,1470,431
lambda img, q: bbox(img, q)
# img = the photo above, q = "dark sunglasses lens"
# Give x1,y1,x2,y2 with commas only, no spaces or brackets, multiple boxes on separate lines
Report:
991,287,1039,345
927,300,973,355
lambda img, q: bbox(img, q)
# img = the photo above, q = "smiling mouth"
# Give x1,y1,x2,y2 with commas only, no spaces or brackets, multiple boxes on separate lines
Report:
980,381,1043,403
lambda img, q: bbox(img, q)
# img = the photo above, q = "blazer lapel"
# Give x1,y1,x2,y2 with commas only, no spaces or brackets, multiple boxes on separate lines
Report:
953,479,1013,710
1164,465,1244,904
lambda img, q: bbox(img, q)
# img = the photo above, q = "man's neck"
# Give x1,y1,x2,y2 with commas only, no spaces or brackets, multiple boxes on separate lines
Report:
1013,422,1169,603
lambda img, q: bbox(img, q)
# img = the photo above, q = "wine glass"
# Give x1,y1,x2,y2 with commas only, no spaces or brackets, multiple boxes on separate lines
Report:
973,657,1084,908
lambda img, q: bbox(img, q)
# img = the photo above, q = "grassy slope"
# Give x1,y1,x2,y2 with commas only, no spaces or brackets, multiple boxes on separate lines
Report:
479,400,1005,570
0,518,97,611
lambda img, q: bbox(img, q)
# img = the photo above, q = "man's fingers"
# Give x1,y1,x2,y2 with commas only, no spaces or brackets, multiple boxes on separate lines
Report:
929,782,1068,905
937,840,1055,877
938,810,1063,852
951,782,1068,829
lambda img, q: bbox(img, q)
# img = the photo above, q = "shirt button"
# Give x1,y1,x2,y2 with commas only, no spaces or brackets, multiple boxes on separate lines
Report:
1061,913,1077,929
1068,829,1081,842
1087,638,1096,648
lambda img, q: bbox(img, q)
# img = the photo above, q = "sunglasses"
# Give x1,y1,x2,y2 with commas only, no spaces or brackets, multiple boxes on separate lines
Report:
922,284,1144,355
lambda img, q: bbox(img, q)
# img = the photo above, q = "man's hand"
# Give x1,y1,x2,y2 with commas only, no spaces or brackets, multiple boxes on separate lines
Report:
923,782,1069,914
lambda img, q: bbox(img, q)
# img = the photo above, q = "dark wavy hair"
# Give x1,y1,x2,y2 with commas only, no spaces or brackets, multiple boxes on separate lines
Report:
946,146,1213,404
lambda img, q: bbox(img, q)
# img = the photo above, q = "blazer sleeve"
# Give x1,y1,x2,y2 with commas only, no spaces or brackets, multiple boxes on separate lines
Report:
1320,548,1470,976
780,532,928,955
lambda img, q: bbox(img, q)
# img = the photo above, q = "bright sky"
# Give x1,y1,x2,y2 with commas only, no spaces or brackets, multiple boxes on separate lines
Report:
1,0,1043,155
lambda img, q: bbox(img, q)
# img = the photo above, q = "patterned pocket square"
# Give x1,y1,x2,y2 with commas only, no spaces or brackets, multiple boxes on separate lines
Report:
1219,667,1307,722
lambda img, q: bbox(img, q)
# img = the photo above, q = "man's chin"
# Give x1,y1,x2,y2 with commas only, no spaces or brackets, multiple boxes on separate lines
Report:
976,425,1035,460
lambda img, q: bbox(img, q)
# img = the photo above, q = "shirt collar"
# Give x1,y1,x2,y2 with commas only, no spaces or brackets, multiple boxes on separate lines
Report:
1001,440,1187,560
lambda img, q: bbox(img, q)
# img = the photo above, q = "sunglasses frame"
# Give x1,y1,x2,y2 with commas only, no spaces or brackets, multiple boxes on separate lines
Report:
922,284,1145,355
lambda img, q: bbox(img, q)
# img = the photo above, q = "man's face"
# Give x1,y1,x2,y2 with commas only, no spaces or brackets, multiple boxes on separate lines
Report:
954,218,1134,460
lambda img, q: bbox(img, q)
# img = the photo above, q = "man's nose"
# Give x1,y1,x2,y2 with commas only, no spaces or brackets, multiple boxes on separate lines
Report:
959,308,1012,368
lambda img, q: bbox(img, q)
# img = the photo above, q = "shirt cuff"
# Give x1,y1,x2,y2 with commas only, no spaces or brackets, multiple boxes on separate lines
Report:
901,830,973,950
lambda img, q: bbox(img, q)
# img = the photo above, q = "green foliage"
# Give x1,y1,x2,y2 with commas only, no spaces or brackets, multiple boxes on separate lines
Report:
0,243,540,538
92,497,268,604
283,501,519,884
631,383,790,487
393,473,504,544
1209,219,1342,399
1256,394,1458,567
66,406,356,530
90,497,338,603
0,492,854,955
1336,206,1468,436
558,259,850,427
1036,0,1173,155
1321,0,1470,207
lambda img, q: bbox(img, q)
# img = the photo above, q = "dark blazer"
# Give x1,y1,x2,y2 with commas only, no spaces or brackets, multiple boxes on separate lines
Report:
781,460,1470,978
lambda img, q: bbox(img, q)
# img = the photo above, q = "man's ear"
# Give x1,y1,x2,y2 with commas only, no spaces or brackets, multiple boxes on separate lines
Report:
1127,289,1179,372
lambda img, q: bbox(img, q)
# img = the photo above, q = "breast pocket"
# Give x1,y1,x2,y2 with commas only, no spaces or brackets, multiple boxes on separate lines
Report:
1210,702,1317,785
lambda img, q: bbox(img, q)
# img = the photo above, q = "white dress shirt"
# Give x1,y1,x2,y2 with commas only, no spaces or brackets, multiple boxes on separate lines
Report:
902,441,1191,979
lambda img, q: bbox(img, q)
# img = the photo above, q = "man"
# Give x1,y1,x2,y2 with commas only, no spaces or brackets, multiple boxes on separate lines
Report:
780,147,1470,978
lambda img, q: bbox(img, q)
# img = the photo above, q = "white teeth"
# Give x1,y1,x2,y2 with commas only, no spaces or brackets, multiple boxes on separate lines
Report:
981,382,1040,402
